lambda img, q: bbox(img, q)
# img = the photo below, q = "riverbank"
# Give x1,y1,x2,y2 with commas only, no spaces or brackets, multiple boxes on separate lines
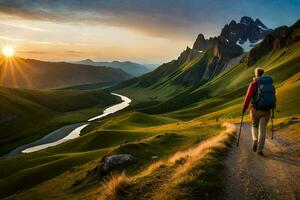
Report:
2,93,131,159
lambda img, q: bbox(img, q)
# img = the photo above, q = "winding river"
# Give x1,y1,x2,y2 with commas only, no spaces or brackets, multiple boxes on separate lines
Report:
4,93,131,158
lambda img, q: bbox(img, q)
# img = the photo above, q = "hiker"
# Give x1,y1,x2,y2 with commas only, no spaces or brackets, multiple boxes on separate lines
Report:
242,68,276,156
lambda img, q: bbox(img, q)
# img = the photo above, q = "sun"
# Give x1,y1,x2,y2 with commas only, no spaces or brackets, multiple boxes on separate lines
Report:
2,45,15,57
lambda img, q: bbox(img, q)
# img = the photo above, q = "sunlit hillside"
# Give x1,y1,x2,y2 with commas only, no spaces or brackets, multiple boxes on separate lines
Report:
0,1,299,199
0,17,299,200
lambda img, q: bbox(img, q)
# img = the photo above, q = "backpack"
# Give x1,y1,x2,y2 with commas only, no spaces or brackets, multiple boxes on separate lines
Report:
252,76,276,110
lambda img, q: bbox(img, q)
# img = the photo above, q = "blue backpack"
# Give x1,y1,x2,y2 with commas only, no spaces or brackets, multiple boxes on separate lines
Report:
252,76,276,110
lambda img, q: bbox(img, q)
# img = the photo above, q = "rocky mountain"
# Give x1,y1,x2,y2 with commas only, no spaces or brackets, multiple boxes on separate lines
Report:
1,17,299,200
173,37,243,85
112,18,299,115
117,16,270,89
0,57,132,89
247,19,300,66
187,16,271,59
169,16,272,81
220,16,272,52
73,59,152,77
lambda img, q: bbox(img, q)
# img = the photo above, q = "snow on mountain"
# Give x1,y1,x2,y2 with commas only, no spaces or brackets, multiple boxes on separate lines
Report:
220,16,272,46
236,38,263,52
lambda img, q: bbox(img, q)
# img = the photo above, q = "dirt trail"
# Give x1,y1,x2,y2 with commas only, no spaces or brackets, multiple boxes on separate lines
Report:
223,123,300,200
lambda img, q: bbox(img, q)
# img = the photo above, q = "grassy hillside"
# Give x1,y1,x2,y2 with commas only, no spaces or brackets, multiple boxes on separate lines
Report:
158,40,300,120
0,111,229,199
0,19,299,200
0,56,131,89
114,20,300,116
0,87,121,155
2,54,298,197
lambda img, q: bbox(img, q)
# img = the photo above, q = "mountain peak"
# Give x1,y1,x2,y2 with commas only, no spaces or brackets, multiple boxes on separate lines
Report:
82,59,94,63
255,18,268,30
240,16,255,25
196,33,205,41
220,16,272,52
229,20,237,26
192,33,212,51
186,46,192,51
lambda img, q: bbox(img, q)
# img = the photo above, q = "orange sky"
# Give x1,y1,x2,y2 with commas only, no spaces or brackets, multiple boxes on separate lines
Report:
0,1,299,64
0,18,192,64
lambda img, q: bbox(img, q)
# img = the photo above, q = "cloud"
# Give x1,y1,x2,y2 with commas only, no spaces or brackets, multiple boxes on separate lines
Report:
0,35,24,42
17,50,83,55
0,35,69,45
17,50,48,54
0,22,48,32
0,0,207,40
64,50,83,54
0,0,299,40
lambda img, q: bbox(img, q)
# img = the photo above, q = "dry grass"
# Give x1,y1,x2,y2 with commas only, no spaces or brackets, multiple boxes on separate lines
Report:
132,160,166,180
95,123,236,200
169,123,234,164
96,172,130,200
154,122,236,199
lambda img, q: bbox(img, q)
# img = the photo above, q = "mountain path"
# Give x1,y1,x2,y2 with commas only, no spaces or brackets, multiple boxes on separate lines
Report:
223,123,300,200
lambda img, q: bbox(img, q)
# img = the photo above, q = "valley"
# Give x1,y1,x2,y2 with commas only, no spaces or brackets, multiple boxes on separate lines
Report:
73,59,153,77
0,87,122,155
3,93,131,158
0,57,132,89
0,15,299,200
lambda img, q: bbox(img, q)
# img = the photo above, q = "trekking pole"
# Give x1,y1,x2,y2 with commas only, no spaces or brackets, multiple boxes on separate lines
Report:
271,117,274,139
236,113,244,147
271,109,274,139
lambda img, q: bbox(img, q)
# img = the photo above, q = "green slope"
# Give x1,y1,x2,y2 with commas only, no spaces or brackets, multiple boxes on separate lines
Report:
0,87,121,155
0,56,131,89
0,109,222,199
120,20,300,116
162,35,300,120
0,19,299,200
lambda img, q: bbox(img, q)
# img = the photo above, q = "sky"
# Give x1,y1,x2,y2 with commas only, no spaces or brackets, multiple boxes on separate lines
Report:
0,0,299,64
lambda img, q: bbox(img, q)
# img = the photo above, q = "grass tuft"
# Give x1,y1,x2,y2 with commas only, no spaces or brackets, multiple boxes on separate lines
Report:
96,172,130,200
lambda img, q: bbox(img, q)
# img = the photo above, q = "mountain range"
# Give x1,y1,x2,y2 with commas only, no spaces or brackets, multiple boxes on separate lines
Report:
0,16,299,200
114,16,299,112
73,59,154,77
114,16,272,90
0,57,132,89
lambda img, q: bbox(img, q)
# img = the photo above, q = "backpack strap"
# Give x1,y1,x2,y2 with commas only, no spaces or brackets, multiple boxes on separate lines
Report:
251,79,261,108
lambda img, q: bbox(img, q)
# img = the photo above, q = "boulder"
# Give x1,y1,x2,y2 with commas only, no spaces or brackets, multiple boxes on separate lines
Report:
97,154,136,175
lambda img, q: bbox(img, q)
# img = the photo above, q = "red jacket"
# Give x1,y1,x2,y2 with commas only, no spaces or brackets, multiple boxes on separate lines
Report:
242,79,258,113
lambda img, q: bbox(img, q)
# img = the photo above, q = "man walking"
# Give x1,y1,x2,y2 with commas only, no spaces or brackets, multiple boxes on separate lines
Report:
242,68,276,156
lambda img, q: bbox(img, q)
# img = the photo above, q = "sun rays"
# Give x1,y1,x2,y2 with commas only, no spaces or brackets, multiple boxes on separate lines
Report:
2,46,15,57
0,55,33,88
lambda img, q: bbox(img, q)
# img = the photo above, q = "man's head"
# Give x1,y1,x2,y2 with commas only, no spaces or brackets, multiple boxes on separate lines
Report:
255,67,264,78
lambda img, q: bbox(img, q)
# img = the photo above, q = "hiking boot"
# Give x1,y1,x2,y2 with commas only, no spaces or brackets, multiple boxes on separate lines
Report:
252,140,258,152
257,151,264,156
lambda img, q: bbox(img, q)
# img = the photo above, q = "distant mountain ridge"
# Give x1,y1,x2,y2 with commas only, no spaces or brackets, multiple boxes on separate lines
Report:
1,17,299,200
73,59,153,76
0,57,132,89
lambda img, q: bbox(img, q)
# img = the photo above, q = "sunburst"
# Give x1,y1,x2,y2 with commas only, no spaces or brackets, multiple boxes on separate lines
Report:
2,45,15,57
0,52,33,88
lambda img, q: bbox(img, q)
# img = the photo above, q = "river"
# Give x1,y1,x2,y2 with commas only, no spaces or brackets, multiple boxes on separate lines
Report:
3,93,131,158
